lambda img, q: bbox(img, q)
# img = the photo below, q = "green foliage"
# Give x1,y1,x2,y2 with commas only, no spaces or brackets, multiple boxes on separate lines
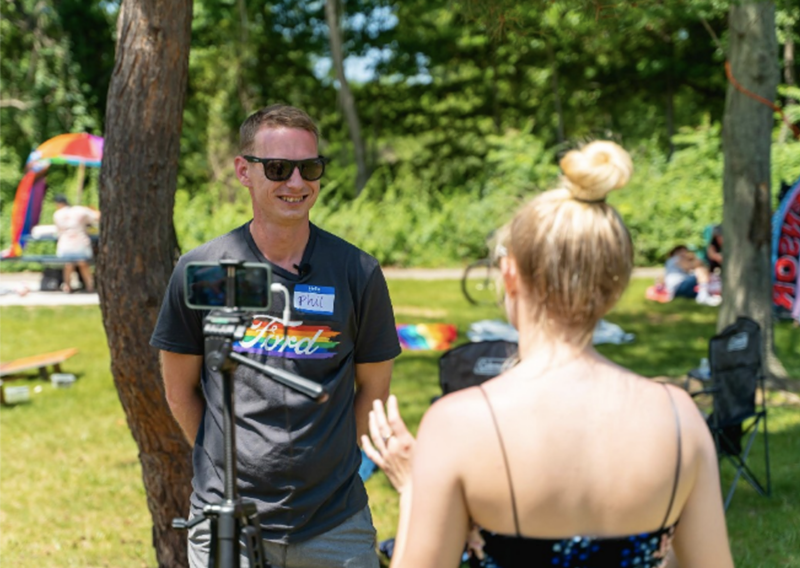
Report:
172,122,800,267
173,188,252,253
0,0,107,205
612,119,726,264
773,131,800,192
312,126,556,265
3,0,799,271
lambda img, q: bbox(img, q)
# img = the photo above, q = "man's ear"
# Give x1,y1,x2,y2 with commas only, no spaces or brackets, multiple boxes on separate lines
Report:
234,156,252,188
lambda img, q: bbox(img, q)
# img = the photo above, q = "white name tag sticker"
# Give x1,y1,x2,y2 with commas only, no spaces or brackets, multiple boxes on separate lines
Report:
294,285,335,315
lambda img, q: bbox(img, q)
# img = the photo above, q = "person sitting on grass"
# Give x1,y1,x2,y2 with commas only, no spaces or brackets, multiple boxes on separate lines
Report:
664,244,721,306
363,141,734,568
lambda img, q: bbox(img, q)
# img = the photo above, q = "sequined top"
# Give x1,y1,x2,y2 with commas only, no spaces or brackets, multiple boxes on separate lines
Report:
470,384,682,568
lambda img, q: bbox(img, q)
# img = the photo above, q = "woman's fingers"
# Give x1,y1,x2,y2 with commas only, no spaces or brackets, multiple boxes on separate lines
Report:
386,394,410,437
363,396,416,494
361,434,384,467
368,409,389,453
372,398,394,442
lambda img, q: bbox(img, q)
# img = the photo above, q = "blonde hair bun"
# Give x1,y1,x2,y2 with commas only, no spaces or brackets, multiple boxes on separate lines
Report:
559,141,633,202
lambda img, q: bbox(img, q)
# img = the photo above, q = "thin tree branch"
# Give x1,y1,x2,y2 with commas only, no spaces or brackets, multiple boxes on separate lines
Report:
700,16,724,54
0,98,33,110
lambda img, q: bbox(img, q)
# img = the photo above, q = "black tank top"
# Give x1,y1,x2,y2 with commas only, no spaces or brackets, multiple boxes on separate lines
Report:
469,383,682,568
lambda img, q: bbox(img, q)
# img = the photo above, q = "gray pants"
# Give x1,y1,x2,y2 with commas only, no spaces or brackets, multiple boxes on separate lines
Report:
188,505,379,568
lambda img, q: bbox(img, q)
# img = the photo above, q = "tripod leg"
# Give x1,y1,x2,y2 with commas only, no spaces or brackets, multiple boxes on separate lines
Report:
208,517,218,568
217,511,239,568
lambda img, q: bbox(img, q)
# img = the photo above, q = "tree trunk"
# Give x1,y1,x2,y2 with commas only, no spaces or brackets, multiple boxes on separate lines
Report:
96,1,194,566
719,2,787,383
325,0,369,196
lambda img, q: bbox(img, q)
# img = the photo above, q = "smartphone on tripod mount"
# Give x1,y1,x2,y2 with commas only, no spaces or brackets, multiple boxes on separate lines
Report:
184,262,272,310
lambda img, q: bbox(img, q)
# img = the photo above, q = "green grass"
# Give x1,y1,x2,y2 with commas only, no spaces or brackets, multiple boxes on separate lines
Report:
1,279,798,567
0,306,153,568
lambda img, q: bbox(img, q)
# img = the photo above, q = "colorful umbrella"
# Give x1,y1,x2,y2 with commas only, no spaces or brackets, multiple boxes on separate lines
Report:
25,133,104,169
2,168,48,258
2,133,103,258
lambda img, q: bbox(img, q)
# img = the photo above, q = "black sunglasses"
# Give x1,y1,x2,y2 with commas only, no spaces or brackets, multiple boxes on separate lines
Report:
242,155,328,182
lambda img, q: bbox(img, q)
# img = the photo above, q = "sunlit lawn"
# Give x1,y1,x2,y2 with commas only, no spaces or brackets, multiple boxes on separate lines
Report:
1,278,798,567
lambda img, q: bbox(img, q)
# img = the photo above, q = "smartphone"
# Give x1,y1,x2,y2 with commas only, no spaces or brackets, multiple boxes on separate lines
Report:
184,261,272,310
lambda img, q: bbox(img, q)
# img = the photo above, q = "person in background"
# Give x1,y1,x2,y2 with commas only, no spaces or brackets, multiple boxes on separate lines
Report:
664,244,721,306
363,141,733,568
706,225,723,274
52,194,100,293
151,104,400,568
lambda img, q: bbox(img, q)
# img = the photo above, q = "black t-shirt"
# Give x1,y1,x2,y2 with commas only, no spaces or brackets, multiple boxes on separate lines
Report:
150,222,401,542
707,236,723,273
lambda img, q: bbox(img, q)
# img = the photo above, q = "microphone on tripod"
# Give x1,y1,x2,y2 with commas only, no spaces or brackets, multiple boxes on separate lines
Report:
293,262,312,277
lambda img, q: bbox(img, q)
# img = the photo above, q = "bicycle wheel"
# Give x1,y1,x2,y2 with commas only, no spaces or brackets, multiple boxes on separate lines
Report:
461,258,501,305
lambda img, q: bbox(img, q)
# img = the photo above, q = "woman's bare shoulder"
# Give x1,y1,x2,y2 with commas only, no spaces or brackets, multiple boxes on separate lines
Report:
594,361,712,448
417,386,492,439
627,377,716,460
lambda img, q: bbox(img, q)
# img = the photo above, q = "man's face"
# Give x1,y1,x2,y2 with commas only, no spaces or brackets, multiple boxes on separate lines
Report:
234,126,320,227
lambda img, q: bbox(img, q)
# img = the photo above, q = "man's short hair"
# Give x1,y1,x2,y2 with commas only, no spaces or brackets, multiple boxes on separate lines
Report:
54,194,69,205
668,244,688,258
239,105,319,154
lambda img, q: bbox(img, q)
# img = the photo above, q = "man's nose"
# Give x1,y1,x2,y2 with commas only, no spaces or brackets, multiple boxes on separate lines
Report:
286,165,304,188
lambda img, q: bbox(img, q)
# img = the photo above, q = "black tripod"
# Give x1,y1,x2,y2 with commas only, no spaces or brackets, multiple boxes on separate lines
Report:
173,305,328,567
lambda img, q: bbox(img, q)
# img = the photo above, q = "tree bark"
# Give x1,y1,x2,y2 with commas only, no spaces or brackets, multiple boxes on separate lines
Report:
97,1,194,566
325,0,370,196
719,2,787,383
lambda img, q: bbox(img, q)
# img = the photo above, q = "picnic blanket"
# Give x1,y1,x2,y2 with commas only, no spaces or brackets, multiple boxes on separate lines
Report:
396,324,458,351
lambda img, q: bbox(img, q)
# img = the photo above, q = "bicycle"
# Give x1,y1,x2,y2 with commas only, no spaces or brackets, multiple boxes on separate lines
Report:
461,256,501,305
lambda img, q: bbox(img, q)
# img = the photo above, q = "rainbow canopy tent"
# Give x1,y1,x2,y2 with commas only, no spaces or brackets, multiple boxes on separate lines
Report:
3,133,103,258
772,175,800,321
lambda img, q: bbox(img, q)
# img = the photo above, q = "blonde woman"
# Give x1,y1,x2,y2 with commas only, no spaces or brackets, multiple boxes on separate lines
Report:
363,141,733,568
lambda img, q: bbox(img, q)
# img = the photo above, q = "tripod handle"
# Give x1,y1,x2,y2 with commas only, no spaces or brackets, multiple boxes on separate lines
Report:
229,351,328,402
172,515,207,530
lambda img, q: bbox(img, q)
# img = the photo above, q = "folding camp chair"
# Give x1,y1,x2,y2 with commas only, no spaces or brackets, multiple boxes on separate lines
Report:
686,316,771,511
438,340,518,396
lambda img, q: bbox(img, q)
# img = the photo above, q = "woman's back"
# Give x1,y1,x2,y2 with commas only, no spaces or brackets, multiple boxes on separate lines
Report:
459,356,689,537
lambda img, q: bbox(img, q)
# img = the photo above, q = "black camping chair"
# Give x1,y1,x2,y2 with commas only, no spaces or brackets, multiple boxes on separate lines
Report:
438,340,518,396
685,316,771,511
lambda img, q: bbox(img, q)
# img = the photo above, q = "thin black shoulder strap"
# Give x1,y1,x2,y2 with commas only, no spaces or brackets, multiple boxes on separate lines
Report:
660,383,682,530
479,385,521,536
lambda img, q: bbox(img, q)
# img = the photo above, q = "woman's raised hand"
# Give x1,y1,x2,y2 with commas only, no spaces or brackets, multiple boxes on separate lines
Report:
361,394,416,494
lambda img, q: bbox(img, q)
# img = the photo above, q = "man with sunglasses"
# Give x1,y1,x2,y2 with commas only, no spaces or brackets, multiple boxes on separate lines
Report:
151,105,400,567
